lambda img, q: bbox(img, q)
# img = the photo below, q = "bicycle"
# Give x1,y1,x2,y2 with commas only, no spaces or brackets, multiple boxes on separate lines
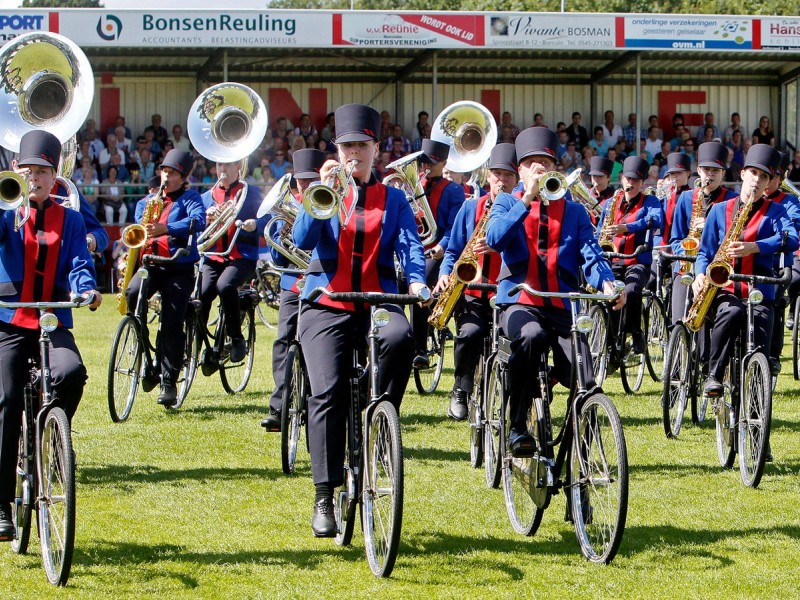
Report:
107,244,192,421
713,269,788,488
413,320,447,394
252,259,281,329
308,286,426,577
488,283,628,564
3,295,94,586
643,245,671,383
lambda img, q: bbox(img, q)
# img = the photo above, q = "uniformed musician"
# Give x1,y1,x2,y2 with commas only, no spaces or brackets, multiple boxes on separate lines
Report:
589,155,616,208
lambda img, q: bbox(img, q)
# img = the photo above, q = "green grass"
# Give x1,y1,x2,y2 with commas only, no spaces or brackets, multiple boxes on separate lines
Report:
3,296,800,597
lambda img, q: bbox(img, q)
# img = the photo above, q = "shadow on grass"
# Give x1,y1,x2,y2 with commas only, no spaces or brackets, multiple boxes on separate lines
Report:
178,402,269,418
78,464,280,489
404,445,467,462
401,412,452,429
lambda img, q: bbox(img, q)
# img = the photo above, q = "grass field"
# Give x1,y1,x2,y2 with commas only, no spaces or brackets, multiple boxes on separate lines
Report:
2,294,800,598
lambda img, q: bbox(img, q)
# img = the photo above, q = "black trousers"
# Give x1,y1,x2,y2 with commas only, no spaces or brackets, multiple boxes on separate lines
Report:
0,324,86,503
610,263,648,336
269,289,300,412
786,255,800,306
501,304,595,433
671,273,692,325
707,291,773,381
412,256,441,355
200,258,256,340
299,301,414,487
125,265,194,386
453,295,492,392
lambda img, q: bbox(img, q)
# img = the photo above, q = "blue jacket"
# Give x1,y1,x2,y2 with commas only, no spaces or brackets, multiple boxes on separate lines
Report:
135,186,206,265
598,191,663,265
201,179,267,262
0,200,96,328
53,181,109,253
696,197,799,300
293,177,426,302
486,192,614,307
422,176,465,250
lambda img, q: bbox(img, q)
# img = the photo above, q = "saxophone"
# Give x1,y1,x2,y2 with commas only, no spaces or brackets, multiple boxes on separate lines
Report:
596,189,624,253
684,189,757,333
428,195,494,330
679,187,705,273
114,183,166,315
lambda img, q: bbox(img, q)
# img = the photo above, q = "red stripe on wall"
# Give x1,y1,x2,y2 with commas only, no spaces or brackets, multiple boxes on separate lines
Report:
481,90,501,125
615,17,624,48
752,19,761,50
49,11,59,33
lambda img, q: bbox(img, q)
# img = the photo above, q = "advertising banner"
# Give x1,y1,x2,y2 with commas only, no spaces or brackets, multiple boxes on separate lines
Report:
332,12,483,47
760,18,800,51
622,16,756,50
0,11,51,42
484,13,616,49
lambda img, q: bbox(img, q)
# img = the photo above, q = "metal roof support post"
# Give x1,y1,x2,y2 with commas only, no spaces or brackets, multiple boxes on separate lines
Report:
432,50,438,119
590,80,596,138
636,53,642,155
395,79,403,137
223,50,228,82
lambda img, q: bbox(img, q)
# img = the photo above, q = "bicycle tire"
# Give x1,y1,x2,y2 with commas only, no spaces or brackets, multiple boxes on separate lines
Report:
413,326,446,394
483,358,503,489
620,331,646,394
362,401,404,577
281,343,306,475
469,358,484,469
175,309,201,409
11,420,33,554
714,364,736,469
220,306,256,394
588,305,609,385
739,352,772,488
107,316,142,423
645,296,667,382
38,408,75,586
569,393,628,564
793,296,800,380
662,324,690,439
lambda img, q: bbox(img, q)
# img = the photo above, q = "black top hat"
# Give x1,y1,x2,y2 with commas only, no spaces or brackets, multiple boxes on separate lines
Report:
515,127,558,162
744,144,781,176
487,143,517,173
665,152,691,174
18,130,61,168
779,151,791,175
622,156,649,180
292,148,326,180
161,149,194,177
419,139,450,165
334,104,380,144
146,175,162,189
589,156,614,177
697,142,728,169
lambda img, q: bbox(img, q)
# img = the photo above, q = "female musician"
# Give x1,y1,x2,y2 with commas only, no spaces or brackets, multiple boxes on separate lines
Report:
589,156,616,207
433,143,517,421
0,131,101,540
124,149,205,407
199,161,265,363
292,104,429,537
486,127,624,457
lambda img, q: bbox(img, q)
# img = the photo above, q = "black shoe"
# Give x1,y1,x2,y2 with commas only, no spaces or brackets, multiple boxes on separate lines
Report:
703,376,723,398
769,358,781,377
0,502,13,542
260,409,281,432
311,497,336,538
508,428,536,458
787,314,795,331
413,354,430,369
230,337,247,363
447,388,468,421
631,332,646,355
157,384,178,408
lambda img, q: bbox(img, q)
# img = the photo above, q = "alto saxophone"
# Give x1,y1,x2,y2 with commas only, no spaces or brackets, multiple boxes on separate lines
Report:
596,189,624,253
679,187,705,273
428,194,495,330
115,183,166,315
684,189,757,333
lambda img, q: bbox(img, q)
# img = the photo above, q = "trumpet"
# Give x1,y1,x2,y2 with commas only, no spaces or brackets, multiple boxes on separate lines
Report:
0,170,30,230
383,151,438,245
301,160,358,223
644,180,676,201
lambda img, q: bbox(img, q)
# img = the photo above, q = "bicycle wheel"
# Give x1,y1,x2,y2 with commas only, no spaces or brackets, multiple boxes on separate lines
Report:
645,296,667,382
147,292,161,324
363,401,404,578
220,306,256,394
175,309,201,409
587,305,609,385
501,395,547,536
334,433,356,548
38,408,75,586
620,331,646,394
714,364,736,468
281,343,307,475
739,352,772,488
793,297,800,380
483,358,503,489
107,316,142,423
569,393,628,564
468,358,484,469
11,424,33,554
662,325,689,439
413,326,446,394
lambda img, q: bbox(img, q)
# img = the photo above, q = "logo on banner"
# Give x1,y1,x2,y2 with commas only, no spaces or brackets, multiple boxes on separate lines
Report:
97,14,123,41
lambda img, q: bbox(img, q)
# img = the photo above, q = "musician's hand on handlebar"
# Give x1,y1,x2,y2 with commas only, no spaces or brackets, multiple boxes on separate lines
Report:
86,234,97,253
603,280,626,311
428,245,444,261
727,241,760,258
692,273,706,296
83,290,102,310
146,222,168,238
409,281,433,306
433,274,450,294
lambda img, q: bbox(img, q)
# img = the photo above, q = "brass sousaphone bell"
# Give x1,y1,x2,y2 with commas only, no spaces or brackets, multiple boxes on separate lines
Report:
430,101,497,174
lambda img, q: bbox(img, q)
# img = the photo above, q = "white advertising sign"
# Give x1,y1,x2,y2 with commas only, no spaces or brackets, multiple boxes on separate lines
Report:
485,13,616,49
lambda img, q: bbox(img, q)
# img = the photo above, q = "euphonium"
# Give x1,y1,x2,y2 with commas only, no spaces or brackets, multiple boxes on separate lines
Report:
259,173,311,269
596,189,624,253
565,168,602,218
383,150,438,245
115,183,166,315
684,189,757,333
197,173,249,253
302,161,357,222
780,178,800,198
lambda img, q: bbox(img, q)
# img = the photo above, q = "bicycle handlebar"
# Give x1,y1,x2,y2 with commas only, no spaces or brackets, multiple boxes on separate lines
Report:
603,244,649,260
729,267,792,286
308,286,428,306
140,218,197,265
659,251,697,263
0,293,97,311
509,282,621,302
465,282,497,292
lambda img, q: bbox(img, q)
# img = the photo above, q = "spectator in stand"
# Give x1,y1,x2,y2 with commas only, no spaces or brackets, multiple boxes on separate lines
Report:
644,125,663,157
162,139,175,159
388,137,407,162
645,165,660,187
622,113,638,154
734,137,751,167
106,115,131,140
724,147,742,184
500,111,520,140
412,122,431,152
294,113,318,147
270,149,291,180
253,156,272,191
101,164,127,224
638,139,653,165
384,124,411,154
376,150,393,180
672,112,685,133
76,139,97,165
599,110,623,145
272,117,291,146
150,113,169,148
670,124,687,151
567,111,589,151
74,161,100,215
588,126,609,157
555,121,567,133
78,118,99,144
86,127,105,160
681,139,696,164
169,124,191,153
723,112,743,144
578,145,595,174
654,140,671,166
556,129,570,160
134,147,156,183
788,149,800,183
104,152,129,182
379,110,393,142
696,112,721,145
320,112,336,143
752,115,775,146
142,128,162,162
114,125,133,160
288,135,308,161
499,125,515,144
606,147,623,183
533,113,546,128
698,125,716,146
99,133,126,172
413,111,429,142
560,140,580,173
727,129,744,157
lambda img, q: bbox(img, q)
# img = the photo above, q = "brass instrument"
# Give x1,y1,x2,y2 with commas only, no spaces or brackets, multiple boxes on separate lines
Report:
684,189,757,333
780,178,800,197
189,82,268,252
644,180,676,202
258,173,311,269
679,188,704,273
0,170,29,230
383,150,438,245
428,194,496,330
115,182,166,315
431,101,496,173
596,189,624,253
301,161,358,223
566,168,602,217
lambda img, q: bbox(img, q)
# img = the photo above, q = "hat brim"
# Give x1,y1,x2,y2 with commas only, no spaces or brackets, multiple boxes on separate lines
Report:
18,156,55,168
294,170,321,179
487,163,518,174
697,161,725,169
621,171,643,179
665,166,689,174
588,169,610,176
519,150,556,162
335,132,375,143
419,154,443,165
743,162,773,176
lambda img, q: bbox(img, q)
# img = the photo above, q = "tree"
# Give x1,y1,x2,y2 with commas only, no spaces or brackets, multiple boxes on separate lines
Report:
21,0,103,7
